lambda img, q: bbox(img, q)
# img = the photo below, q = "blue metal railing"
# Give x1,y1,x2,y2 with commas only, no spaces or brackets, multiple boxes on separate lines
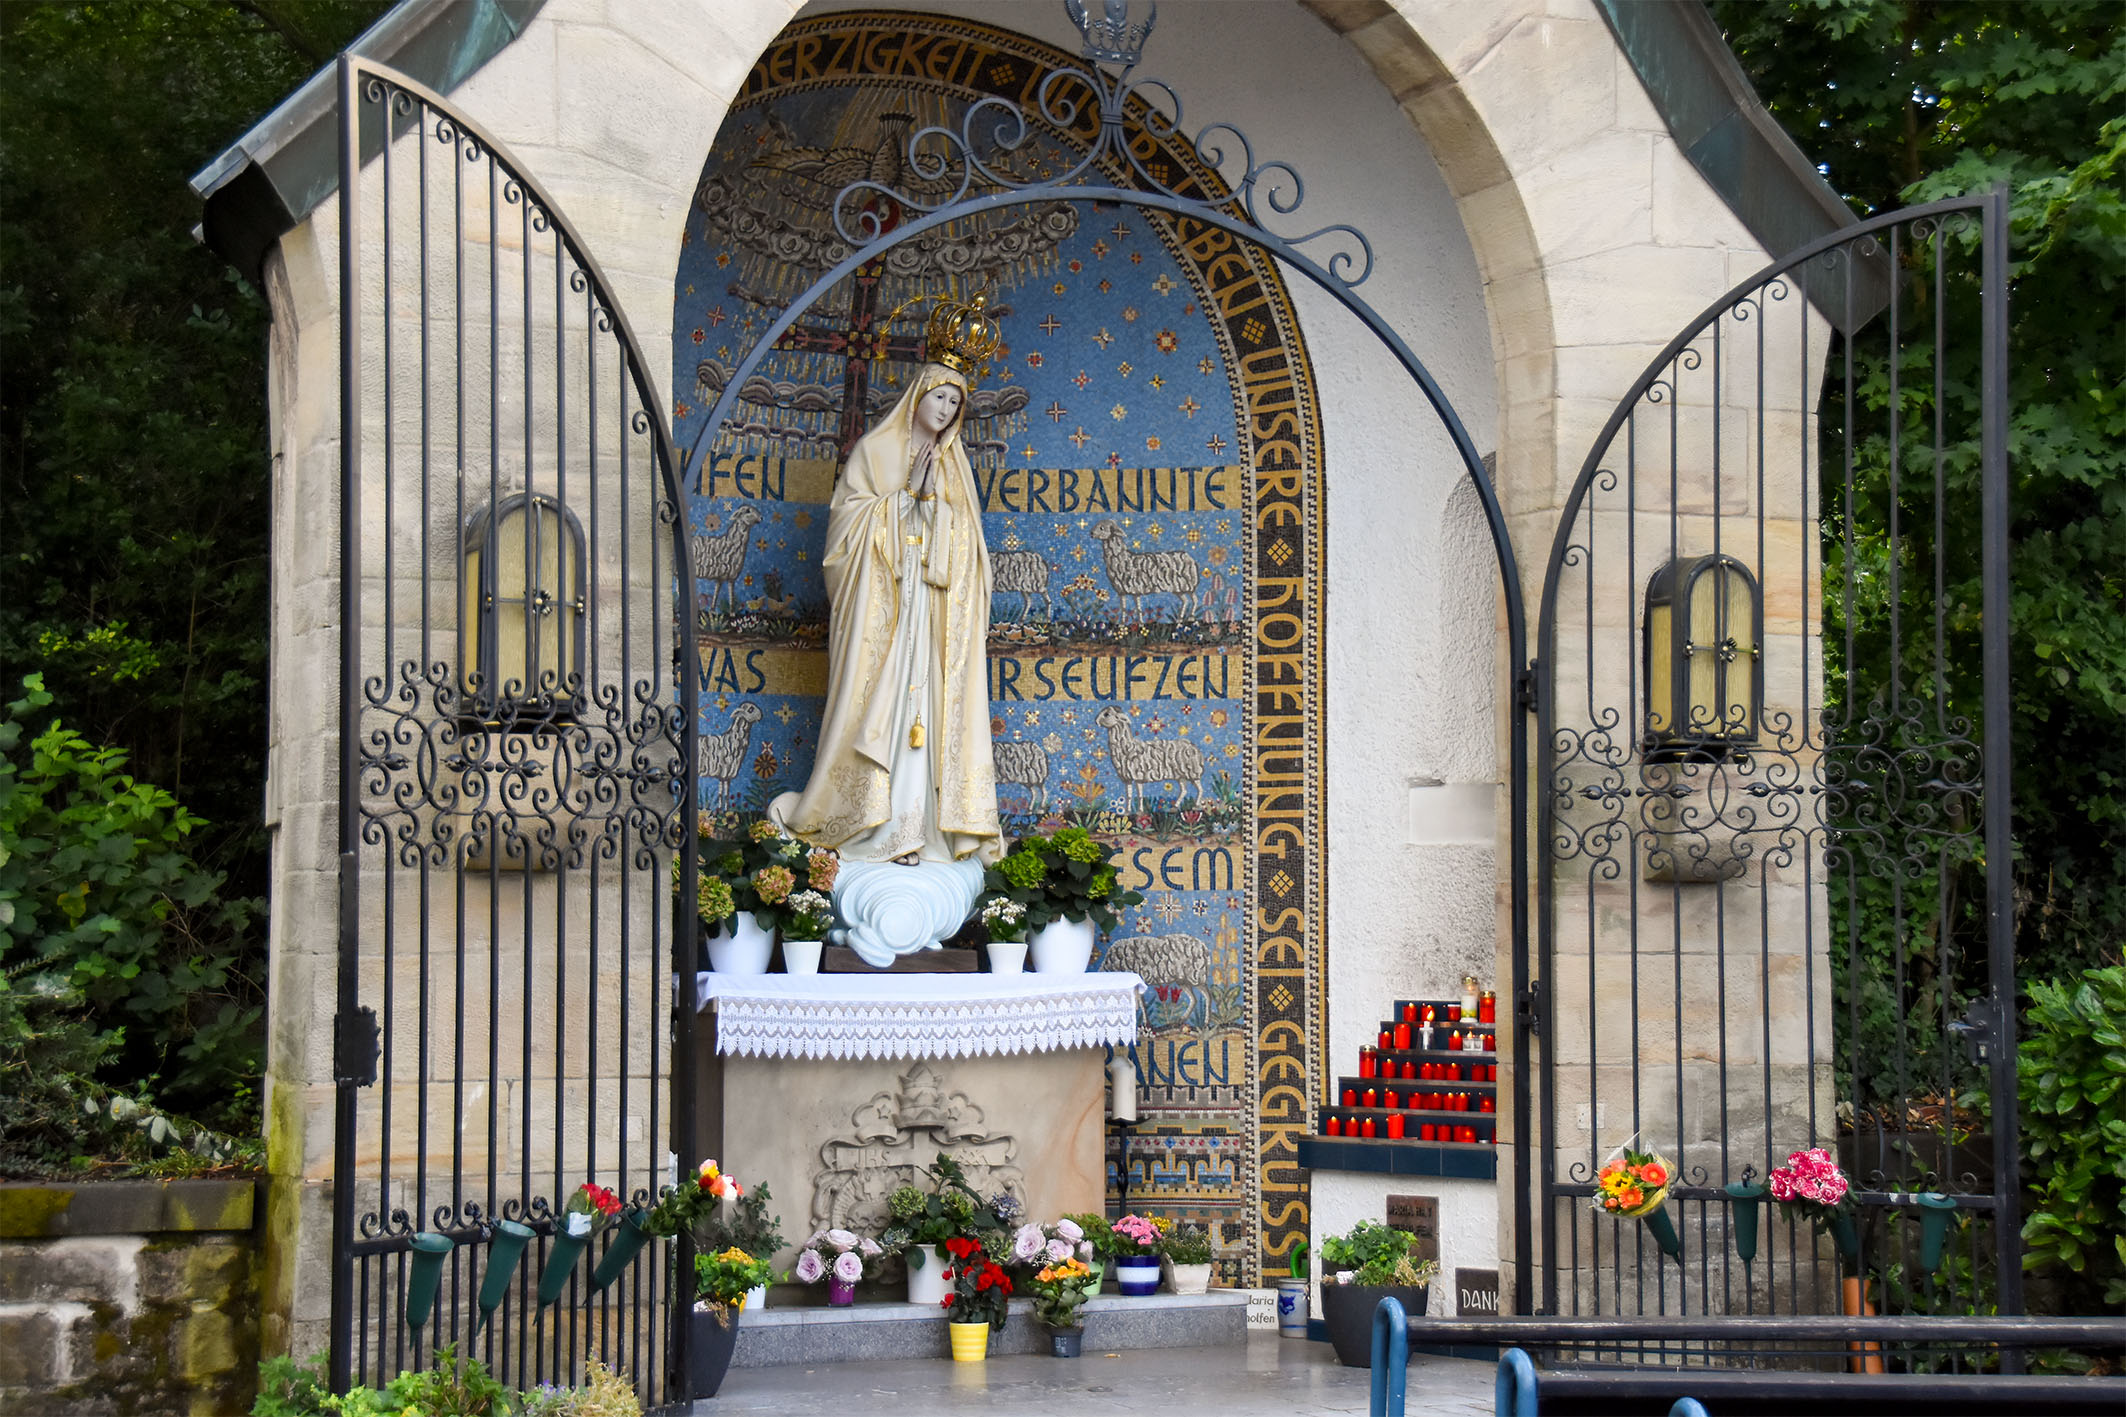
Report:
1369,1296,1407,1417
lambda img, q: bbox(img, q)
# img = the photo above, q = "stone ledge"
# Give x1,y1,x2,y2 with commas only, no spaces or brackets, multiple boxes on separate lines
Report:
0,1179,258,1238
729,1291,1248,1368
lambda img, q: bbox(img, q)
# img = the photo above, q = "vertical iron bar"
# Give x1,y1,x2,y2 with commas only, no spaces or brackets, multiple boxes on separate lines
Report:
1978,188,2022,1328
332,54,363,1395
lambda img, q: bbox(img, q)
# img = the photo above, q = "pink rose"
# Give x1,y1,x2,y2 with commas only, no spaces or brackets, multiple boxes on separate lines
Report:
833,1251,863,1284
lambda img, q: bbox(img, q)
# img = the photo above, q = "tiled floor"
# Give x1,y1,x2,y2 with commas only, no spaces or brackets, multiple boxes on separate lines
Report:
689,1330,1493,1415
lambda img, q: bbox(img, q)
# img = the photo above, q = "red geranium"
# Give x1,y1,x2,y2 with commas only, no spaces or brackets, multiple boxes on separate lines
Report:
944,1236,982,1260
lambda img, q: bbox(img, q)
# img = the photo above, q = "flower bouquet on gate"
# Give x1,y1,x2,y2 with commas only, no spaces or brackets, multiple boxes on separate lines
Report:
539,1182,625,1304
1593,1139,1680,1261
1768,1146,1859,1265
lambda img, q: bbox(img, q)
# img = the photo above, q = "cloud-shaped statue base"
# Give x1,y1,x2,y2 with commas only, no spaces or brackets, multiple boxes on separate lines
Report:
830,858,985,967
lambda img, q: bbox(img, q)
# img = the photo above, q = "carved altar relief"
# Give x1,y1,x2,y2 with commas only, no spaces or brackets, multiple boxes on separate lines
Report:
811,1061,1022,1231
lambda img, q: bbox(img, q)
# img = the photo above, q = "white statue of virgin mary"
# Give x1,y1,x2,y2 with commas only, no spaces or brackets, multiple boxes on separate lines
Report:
770,295,1005,959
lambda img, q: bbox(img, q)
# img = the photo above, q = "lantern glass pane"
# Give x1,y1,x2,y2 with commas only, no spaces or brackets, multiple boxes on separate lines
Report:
1721,566,1755,737
1686,571,1722,734
1647,600,1674,737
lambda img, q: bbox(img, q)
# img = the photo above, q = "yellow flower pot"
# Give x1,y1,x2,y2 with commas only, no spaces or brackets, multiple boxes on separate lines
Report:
948,1320,990,1363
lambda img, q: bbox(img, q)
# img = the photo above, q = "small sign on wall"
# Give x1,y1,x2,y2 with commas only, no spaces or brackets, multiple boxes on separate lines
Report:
1384,1194,1439,1266
1455,1267,1501,1315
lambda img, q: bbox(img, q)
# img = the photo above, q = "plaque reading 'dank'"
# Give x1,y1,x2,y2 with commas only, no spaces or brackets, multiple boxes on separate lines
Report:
1455,1267,1501,1315
1384,1194,1439,1266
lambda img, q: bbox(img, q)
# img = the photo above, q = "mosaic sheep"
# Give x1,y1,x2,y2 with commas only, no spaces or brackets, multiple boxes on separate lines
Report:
1090,519,1201,619
701,701,762,807
991,550,1055,623
1095,705,1205,811
691,504,764,616
991,739,1050,814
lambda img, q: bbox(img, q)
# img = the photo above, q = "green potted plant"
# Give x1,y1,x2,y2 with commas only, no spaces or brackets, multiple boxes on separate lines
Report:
877,1154,1016,1307
691,816,839,974
688,1246,772,1399
1160,1221,1214,1295
982,827,1144,973
1026,1256,1095,1356
1317,1220,1438,1367
1061,1212,1115,1295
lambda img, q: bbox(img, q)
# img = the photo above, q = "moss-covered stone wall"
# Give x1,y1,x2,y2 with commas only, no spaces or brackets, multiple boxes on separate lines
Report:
0,1179,261,1416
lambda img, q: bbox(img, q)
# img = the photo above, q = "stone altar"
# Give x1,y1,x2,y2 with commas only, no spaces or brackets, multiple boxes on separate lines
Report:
692,972,1141,1268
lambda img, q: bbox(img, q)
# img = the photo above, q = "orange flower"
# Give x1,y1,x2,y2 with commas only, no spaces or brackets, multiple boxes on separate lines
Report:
1617,1186,1644,1211
1636,1162,1668,1187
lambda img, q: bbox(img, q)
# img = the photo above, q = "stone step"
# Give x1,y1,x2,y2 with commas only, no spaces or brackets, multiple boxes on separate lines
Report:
729,1291,1248,1368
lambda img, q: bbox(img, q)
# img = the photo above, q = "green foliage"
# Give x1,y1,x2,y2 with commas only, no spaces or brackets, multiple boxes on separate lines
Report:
1062,1210,1116,1260
1159,1221,1212,1265
982,827,1145,932
0,0,393,1146
2,676,266,1171
1712,2,2126,1066
1319,1219,1437,1288
252,1345,515,1417
0,676,260,1116
2019,966,2126,1309
693,1246,774,1308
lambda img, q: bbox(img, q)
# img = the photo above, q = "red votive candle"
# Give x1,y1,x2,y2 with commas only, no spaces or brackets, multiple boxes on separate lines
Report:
1325,1116,1341,1136
1420,1062,1435,1080
1447,1004,1462,1023
1384,1089,1401,1108
1401,1061,1416,1080
1419,1124,1436,1141
1358,1050,1376,1079
1393,1022,1411,1050
1459,1125,1477,1143
1485,1033,1497,1052
1403,1002,1417,1023
1481,1096,1495,1113
1379,1029,1392,1051
1386,1113,1405,1140
1363,1088,1378,1108
1479,990,1497,1024
1361,1118,1377,1138
1342,1088,1357,1107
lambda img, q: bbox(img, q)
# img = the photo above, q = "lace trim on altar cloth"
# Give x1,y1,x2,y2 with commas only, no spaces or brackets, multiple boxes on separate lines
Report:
693,972,1143,1060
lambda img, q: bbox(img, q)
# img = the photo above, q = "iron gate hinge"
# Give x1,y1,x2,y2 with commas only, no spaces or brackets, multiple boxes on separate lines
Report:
1516,979,1544,1039
1515,660,1541,715
334,1005,380,1087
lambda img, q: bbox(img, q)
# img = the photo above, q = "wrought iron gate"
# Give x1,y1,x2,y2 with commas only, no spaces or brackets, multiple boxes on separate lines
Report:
1531,193,2018,1336
331,58,698,1399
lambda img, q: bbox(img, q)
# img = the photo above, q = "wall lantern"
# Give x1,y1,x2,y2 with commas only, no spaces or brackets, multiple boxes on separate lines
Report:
461,493,586,725
1642,554,1761,760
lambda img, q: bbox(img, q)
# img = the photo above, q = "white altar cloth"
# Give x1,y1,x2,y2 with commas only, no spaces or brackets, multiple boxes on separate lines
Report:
693,971,1143,1061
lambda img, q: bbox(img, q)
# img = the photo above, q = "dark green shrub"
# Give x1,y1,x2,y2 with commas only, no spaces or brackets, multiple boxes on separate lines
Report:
2020,965,2126,1310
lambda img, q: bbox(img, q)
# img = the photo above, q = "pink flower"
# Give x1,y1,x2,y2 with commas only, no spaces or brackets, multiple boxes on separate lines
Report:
1046,1238,1073,1264
794,1250,824,1284
832,1251,863,1284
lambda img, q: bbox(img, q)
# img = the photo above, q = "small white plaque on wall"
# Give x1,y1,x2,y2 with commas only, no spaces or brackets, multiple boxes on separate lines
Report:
1406,781,1495,845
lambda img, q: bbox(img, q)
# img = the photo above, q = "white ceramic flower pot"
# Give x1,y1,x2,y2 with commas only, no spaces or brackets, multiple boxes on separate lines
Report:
1165,1260,1212,1295
742,1282,768,1312
905,1247,950,1307
706,912,774,975
1030,917,1095,975
782,939,823,975
987,941,1027,975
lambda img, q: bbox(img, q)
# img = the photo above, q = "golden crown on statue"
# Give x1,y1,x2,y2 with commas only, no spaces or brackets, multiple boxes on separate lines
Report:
924,291,1002,376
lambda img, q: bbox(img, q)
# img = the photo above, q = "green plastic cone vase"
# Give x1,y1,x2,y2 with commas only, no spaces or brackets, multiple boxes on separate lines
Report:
1641,1205,1683,1261
1916,1194,1958,1273
470,1219,535,1335
403,1232,454,1331
1829,1212,1861,1264
1725,1182,1767,1267
585,1211,654,1298
538,1227,591,1305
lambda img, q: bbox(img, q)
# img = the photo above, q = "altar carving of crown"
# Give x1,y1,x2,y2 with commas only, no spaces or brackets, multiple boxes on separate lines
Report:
813,1061,1022,1232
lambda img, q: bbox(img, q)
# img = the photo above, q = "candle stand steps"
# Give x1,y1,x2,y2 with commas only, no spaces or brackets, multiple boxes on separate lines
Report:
1308,997,1499,1166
